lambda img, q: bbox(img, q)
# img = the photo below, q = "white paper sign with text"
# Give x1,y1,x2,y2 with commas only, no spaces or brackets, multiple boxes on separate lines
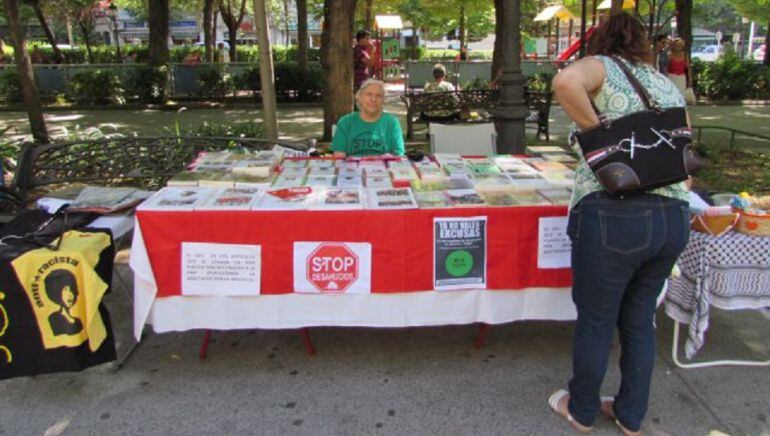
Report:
181,242,261,296
537,216,571,269
293,242,372,294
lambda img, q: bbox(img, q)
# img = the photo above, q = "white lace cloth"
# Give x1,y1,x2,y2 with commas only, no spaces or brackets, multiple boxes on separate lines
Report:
665,231,770,358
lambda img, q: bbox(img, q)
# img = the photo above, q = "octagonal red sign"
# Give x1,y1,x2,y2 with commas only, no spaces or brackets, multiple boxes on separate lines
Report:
306,243,359,293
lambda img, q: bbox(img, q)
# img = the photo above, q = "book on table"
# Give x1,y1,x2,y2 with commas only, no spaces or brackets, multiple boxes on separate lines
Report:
304,175,337,187
278,166,309,177
364,187,418,210
252,187,314,210
536,188,573,205
365,176,393,189
195,186,263,210
445,189,487,207
138,187,216,211
271,174,306,188
309,187,364,210
415,191,453,209
477,188,519,207
67,186,153,213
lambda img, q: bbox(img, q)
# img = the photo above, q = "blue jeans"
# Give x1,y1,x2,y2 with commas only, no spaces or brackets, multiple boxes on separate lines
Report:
566,192,690,431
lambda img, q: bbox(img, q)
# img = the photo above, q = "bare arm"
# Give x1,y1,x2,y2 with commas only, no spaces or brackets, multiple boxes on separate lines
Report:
552,57,606,130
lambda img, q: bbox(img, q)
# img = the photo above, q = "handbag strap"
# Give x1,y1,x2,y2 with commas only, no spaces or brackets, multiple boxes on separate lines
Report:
587,56,661,121
608,56,661,112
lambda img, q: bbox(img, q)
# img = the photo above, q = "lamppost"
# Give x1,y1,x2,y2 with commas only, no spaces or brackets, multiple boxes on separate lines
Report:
492,0,529,154
109,1,122,62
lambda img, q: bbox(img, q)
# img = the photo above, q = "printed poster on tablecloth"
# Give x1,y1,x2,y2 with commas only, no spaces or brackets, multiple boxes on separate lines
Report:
293,242,372,294
181,242,261,296
434,216,487,290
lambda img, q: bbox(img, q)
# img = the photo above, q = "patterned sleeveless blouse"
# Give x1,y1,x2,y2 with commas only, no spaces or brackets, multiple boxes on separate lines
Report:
569,55,690,209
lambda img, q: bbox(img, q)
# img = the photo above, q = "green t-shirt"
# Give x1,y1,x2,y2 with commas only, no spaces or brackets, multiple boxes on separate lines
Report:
331,112,405,157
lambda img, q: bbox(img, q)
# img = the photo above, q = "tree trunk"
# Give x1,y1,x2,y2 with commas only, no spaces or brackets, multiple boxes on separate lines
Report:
283,0,290,46
30,0,64,63
78,22,94,64
675,0,692,76
492,0,504,80
765,18,770,66
148,0,170,67
203,0,220,62
4,0,49,143
610,0,623,15
220,0,247,62
296,0,308,70
254,0,279,140
459,4,466,52
321,0,357,141
364,0,373,31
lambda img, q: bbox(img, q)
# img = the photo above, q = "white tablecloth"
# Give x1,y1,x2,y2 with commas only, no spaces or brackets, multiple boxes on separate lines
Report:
129,220,577,340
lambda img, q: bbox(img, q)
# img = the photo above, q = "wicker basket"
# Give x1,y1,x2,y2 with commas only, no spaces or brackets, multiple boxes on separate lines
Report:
691,213,739,236
735,211,770,237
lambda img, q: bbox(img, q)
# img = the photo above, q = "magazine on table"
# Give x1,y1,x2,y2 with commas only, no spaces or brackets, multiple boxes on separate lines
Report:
272,174,306,188
137,187,216,211
445,189,487,207
252,187,313,210
471,173,515,188
195,186,262,210
365,176,393,189
364,187,418,210
67,186,153,214
536,188,573,205
338,167,363,177
415,191,453,209
510,190,552,206
281,158,309,168
363,167,389,178
304,175,337,187
336,175,363,187
307,166,336,177
477,188,519,207
309,187,364,210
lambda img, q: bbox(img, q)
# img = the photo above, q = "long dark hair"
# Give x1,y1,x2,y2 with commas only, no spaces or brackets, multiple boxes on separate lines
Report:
587,13,654,65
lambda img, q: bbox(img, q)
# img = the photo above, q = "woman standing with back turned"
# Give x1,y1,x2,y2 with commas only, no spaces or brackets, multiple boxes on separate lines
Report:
548,13,690,436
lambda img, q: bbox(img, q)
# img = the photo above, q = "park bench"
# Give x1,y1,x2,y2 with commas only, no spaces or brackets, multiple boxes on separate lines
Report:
400,89,553,142
0,136,309,221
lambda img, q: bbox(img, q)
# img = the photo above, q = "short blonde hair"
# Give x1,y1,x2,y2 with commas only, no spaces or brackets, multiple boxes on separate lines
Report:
355,78,385,99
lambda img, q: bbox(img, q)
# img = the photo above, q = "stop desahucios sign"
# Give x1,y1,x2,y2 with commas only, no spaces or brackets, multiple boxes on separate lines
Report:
306,243,359,293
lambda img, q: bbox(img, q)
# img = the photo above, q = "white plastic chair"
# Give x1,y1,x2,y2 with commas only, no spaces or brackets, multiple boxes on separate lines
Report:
429,122,496,155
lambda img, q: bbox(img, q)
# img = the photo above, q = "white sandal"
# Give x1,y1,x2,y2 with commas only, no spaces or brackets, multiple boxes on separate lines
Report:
548,389,592,433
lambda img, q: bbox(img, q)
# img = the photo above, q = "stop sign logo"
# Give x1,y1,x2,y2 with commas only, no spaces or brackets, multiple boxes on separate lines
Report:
306,243,359,293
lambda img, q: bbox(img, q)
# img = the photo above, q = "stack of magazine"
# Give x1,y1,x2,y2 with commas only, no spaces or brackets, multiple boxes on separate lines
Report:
142,152,577,211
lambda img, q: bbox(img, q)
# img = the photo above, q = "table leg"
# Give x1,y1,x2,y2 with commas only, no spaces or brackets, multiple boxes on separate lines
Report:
671,320,770,369
473,323,490,350
199,329,213,360
299,328,316,357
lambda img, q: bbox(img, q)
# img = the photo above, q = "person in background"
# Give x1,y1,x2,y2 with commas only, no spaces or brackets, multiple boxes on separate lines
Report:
183,52,201,66
123,52,138,64
354,30,375,91
332,79,405,157
666,38,689,99
421,64,460,122
456,47,468,61
30,46,44,64
655,34,669,73
549,13,690,436
217,42,230,63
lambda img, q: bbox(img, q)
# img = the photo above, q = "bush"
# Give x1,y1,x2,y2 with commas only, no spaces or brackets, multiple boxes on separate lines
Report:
237,62,324,102
125,65,169,104
182,120,265,139
693,55,770,100
196,64,235,99
66,69,125,105
0,69,23,103
274,62,323,101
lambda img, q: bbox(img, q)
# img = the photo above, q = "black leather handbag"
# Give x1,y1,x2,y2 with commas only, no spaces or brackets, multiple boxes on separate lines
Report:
575,56,704,195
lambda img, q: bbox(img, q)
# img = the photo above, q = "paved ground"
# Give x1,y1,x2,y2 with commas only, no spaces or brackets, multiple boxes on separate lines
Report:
0,269,768,435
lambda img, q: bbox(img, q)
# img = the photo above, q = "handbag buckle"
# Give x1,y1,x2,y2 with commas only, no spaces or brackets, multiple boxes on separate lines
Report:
598,114,611,129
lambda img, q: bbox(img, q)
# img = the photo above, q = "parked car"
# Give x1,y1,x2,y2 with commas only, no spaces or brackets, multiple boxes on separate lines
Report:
691,45,721,62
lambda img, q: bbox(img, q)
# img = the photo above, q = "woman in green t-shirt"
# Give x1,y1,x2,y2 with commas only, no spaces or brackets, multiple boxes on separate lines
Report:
331,79,405,157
